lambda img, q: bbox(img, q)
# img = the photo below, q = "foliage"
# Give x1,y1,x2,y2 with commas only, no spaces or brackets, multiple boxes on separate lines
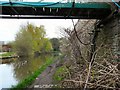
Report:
50,38,60,51
14,23,52,56
14,28,33,56
53,66,67,82
40,38,53,53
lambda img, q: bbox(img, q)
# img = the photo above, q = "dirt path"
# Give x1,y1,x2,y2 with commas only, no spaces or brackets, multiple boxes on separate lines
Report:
29,59,62,88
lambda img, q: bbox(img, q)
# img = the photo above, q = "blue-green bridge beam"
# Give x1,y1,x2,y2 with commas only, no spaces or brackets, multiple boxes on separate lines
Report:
0,1,112,19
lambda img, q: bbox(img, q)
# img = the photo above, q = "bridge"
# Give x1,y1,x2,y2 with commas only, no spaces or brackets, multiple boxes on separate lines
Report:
0,1,112,19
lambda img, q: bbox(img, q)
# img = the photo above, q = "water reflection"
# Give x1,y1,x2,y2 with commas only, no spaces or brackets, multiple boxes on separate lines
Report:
0,64,18,89
13,55,50,81
0,54,54,89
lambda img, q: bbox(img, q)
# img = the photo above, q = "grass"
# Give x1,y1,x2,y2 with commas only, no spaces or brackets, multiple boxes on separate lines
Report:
11,56,56,90
53,55,66,83
53,66,67,83
0,52,15,57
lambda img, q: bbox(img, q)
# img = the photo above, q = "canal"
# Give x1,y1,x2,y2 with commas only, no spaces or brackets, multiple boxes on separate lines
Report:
0,54,55,89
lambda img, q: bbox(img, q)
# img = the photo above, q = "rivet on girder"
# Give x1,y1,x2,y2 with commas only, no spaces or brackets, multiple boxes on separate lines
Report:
50,8,52,12
56,8,58,12
43,7,45,12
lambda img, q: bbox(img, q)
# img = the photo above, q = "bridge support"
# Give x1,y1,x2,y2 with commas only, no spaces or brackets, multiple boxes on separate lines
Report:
97,14,120,63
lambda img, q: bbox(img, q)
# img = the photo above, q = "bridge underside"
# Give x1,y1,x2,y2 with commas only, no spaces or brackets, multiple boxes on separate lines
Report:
0,2,112,19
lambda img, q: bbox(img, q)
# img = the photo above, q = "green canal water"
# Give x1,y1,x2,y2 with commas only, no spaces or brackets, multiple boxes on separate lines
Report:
0,54,55,89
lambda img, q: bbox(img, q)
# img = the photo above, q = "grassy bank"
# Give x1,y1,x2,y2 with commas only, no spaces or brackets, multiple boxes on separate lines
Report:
0,52,15,57
11,56,56,90
53,66,67,83
53,55,67,83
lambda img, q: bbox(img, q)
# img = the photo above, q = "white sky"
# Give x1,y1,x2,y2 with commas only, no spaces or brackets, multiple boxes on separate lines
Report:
0,19,78,41
0,0,78,42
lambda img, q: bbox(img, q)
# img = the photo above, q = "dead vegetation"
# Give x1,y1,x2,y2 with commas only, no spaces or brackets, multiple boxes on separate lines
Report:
59,19,120,89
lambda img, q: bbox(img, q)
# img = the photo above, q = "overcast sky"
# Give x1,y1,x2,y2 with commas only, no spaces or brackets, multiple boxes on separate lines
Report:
0,19,78,41
0,0,78,42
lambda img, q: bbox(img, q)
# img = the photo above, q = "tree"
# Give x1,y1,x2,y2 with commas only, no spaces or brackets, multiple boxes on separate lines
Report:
41,38,53,53
14,27,33,56
14,23,52,56
50,38,60,51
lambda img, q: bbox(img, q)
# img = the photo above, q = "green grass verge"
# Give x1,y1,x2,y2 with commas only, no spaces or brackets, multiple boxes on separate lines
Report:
53,66,67,82
11,57,56,90
0,52,15,57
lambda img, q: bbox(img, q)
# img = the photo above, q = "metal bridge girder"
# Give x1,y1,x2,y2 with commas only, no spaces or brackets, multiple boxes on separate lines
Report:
0,1,112,19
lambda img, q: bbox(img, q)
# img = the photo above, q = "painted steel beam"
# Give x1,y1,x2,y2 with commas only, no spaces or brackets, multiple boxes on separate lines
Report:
0,2,111,8
0,1,112,19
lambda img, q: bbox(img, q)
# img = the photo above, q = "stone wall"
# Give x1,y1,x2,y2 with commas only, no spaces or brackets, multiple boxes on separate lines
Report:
74,15,120,63
102,15,120,62
59,10,120,89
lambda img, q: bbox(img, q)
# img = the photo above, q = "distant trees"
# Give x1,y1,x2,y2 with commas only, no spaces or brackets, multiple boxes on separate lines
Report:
50,38,60,51
14,23,52,56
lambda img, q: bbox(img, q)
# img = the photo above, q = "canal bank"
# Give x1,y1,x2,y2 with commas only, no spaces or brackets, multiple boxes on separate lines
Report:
29,57,63,88
0,52,18,64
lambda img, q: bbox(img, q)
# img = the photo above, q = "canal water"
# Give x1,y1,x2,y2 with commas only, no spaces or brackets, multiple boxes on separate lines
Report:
0,54,54,89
